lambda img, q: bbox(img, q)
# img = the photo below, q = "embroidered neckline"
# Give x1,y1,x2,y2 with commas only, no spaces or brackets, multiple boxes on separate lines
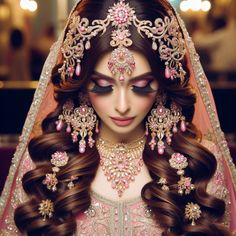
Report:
90,190,143,206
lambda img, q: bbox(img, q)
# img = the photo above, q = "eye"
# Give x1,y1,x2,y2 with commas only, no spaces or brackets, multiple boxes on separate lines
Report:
89,79,113,94
96,79,112,87
131,80,156,94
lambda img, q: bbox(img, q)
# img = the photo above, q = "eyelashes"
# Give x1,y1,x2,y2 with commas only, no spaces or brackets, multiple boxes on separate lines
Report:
89,81,113,94
132,80,156,94
89,79,156,94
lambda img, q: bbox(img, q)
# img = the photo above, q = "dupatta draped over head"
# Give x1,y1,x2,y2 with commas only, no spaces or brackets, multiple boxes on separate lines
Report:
0,0,235,235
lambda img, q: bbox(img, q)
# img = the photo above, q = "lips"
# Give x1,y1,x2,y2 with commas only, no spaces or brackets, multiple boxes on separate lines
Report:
110,117,135,127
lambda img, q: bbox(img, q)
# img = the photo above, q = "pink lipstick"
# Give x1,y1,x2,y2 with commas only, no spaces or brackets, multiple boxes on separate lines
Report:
110,117,135,127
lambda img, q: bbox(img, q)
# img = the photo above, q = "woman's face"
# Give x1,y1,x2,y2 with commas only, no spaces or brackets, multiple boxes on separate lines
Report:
87,50,158,142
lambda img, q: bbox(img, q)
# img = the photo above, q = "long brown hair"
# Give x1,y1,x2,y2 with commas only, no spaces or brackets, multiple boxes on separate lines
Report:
14,0,230,235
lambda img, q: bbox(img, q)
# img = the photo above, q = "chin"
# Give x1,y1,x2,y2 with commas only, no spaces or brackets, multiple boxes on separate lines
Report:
109,122,142,136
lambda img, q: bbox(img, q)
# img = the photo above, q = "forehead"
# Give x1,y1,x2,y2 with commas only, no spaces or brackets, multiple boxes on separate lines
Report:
94,50,151,80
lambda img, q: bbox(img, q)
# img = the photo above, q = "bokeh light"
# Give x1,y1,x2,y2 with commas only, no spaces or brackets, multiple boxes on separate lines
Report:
20,0,38,12
180,0,211,12
201,0,211,12
190,0,202,11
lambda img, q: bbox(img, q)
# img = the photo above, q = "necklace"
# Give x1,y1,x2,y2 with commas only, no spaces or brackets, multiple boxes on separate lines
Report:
96,135,146,197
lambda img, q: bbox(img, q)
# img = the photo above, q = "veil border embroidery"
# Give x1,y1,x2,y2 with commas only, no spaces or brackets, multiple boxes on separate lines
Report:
175,12,236,188
0,1,82,218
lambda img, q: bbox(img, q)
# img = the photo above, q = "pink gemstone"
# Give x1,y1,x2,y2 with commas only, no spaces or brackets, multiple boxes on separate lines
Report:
68,66,73,72
158,147,164,155
79,106,87,115
79,147,85,153
66,125,71,133
170,69,177,80
186,180,191,187
75,63,81,76
80,26,85,32
167,137,172,144
56,120,63,131
180,121,186,132
165,66,171,79
72,134,78,142
173,126,178,133
119,75,125,81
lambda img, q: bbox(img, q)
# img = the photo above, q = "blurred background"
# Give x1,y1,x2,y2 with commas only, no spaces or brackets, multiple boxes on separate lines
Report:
0,0,235,193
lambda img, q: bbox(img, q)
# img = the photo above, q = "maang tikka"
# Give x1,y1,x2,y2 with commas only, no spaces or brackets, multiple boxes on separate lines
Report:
56,98,98,153
59,0,186,83
146,96,186,154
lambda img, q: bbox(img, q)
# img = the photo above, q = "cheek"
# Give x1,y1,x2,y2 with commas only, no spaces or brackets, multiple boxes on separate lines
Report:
133,94,156,113
88,93,111,113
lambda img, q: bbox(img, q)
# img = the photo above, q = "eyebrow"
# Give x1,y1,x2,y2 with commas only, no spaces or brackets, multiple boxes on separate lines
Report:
92,71,155,83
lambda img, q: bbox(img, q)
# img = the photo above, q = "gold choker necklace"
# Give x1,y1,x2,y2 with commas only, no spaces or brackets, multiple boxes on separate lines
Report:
96,135,146,197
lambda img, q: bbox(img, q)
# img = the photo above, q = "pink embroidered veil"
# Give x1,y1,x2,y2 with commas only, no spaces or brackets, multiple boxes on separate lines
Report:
0,0,235,235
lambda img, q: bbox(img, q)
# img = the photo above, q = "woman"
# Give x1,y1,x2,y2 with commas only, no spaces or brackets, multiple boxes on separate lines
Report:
0,0,235,235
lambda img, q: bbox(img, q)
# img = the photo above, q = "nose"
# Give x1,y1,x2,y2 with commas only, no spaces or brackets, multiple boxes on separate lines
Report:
115,88,130,115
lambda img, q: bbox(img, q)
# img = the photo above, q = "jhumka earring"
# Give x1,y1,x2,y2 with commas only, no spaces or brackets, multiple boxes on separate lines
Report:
42,151,69,192
146,96,186,155
169,152,195,195
58,1,186,83
55,99,98,153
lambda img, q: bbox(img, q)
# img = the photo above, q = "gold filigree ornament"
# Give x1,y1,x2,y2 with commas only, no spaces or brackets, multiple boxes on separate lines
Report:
56,100,98,154
157,177,169,191
146,101,186,155
169,152,195,195
59,0,186,83
63,175,79,190
38,199,54,221
96,135,146,197
185,202,202,226
42,151,69,192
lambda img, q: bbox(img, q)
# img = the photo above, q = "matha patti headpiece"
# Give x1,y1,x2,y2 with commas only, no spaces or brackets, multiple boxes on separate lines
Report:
59,0,186,82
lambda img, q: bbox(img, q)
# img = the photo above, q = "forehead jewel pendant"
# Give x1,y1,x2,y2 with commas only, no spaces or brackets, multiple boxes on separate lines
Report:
107,0,136,81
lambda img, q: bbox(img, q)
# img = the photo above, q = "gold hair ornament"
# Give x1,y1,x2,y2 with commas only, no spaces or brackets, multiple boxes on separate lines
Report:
169,152,195,195
42,151,69,192
59,0,186,83
157,177,169,191
38,199,54,221
185,202,202,226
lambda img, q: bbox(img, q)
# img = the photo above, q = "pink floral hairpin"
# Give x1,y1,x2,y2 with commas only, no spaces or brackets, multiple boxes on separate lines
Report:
169,153,195,195
43,151,69,192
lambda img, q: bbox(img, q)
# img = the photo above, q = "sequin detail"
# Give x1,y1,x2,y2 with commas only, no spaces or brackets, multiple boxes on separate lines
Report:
76,191,162,236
